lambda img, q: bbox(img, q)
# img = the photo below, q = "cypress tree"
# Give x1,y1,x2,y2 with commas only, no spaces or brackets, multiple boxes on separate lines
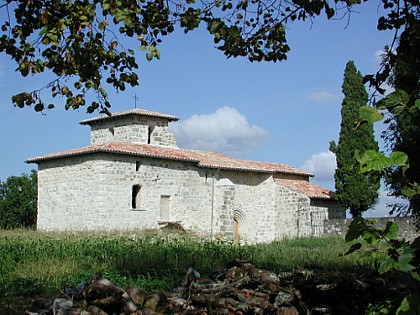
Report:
330,61,380,217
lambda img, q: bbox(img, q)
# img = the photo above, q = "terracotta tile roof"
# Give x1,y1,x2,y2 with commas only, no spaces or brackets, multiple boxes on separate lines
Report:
80,109,179,125
26,142,311,176
274,178,335,199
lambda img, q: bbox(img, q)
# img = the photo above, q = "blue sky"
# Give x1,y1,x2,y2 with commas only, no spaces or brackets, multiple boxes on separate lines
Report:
0,1,398,216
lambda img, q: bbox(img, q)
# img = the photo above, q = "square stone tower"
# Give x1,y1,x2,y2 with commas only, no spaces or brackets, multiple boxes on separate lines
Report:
79,109,179,147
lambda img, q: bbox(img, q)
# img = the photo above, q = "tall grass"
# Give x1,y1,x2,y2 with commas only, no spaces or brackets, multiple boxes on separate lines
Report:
0,230,366,297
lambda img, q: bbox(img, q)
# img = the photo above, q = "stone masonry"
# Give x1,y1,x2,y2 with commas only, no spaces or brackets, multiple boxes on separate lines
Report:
28,109,345,243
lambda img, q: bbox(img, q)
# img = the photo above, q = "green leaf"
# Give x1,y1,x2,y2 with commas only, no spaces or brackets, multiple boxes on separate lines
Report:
345,217,364,242
357,150,408,173
154,49,160,59
209,19,224,34
362,227,380,245
383,90,409,112
382,221,399,239
325,7,334,19
389,151,408,167
397,251,415,272
39,26,48,36
98,88,106,97
358,150,388,172
377,255,396,273
359,106,384,123
34,103,44,112
398,296,411,313
98,20,109,30
397,294,420,315
342,242,362,256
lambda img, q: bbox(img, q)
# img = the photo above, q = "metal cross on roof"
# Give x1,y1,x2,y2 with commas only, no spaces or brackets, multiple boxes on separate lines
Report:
133,94,140,108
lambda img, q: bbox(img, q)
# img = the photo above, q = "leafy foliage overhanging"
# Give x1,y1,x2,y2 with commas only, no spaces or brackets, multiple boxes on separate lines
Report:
0,0,418,114
357,17,420,219
344,217,420,314
383,20,420,218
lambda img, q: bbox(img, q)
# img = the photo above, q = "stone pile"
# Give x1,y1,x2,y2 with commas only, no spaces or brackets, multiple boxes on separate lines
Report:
25,260,419,315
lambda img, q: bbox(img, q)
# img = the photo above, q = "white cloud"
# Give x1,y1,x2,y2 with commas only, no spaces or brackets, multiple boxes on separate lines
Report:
301,151,336,181
307,91,337,104
169,106,269,157
373,49,386,67
372,49,395,68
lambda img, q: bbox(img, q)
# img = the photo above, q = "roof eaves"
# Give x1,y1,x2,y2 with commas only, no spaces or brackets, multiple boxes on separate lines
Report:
80,109,179,125
195,164,311,176
26,146,200,165
309,191,337,200
198,164,272,173
277,170,313,177
309,195,334,200
26,149,100,164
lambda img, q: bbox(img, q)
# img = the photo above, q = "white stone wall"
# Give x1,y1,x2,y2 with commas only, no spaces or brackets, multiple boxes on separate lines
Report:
37,155,158,231
88,116,177,147
310,199,344,220
150,126,177,147
37,153,340,242
308,199,345,236
212,171,278,243
274,186,308,239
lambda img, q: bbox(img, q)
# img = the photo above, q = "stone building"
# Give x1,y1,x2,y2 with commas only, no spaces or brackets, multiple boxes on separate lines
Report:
27,109,344,243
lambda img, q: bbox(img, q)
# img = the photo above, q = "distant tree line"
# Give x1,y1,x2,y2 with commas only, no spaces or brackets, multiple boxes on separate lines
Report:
0,171,37,229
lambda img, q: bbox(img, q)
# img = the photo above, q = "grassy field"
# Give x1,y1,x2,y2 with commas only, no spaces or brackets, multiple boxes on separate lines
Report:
0,230,367,297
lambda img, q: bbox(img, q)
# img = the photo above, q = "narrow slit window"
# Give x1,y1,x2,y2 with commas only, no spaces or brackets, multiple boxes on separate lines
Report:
135,161,141,171
148,126,155,144
132,185,141,209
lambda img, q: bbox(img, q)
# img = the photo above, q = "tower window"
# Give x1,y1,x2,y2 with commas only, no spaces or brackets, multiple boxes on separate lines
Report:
148,126,155,144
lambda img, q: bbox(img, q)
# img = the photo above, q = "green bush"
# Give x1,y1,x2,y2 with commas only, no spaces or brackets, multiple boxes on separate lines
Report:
0,171,37,229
